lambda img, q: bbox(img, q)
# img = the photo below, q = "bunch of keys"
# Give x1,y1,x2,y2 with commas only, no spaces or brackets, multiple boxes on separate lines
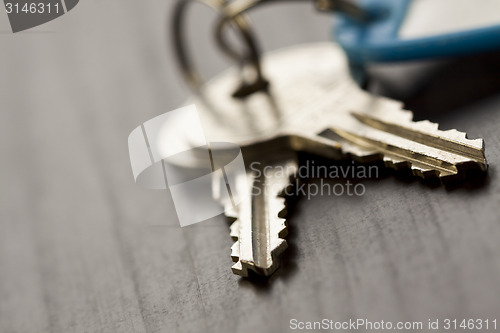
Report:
130,0,488,278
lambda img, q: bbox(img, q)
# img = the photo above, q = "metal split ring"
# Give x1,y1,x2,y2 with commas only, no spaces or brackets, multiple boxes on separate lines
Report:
172,0,367,98
172,0,268,98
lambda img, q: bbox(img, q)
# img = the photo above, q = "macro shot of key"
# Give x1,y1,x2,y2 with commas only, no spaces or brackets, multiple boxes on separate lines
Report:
162,42,489,278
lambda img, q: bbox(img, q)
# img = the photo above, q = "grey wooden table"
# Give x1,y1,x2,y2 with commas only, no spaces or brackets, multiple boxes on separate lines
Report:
1,1,499,332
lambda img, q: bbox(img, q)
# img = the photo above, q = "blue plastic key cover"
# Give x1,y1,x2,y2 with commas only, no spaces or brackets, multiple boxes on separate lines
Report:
333,0,500,65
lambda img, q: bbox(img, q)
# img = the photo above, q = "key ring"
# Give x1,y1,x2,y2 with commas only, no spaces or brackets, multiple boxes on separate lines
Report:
172,0,268,98
172,0,368,98
213,0,368,60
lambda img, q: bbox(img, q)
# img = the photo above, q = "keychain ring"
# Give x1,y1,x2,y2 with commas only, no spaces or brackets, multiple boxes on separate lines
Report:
172,0,367,97
212,0,368,96
172,0,266,96
214,0,368,60
214,0,264,62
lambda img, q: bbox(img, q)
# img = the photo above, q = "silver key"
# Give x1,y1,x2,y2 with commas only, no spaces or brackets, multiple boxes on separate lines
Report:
216,155,297,277
166,43,487,277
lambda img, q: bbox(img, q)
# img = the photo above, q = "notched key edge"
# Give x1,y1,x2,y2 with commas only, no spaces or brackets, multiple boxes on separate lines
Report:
226,169,298,278
323,110,487,182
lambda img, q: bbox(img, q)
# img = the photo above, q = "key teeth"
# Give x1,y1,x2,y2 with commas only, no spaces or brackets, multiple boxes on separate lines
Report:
391,109,484,148
230,221,290,277
229,219,240,240
414,119,438,131
383,155,453,181
466,137,485,150
400,109,413,120
411,166,440,179
225,205,238,221
384,156,487,182
230,240,240,262
277,197,288,218
278,207,288,218
383,157,410,171
342,110,487,182
232,240,288,277
229,191,291,278
231,261,245,276
277,218,288,238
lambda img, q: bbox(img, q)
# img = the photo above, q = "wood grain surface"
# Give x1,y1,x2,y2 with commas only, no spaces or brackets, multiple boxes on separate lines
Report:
1,1,499,332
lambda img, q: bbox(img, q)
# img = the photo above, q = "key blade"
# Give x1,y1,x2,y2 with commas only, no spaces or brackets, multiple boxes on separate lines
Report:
227,157,296,277
351,111,486,164
321,101,487,181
